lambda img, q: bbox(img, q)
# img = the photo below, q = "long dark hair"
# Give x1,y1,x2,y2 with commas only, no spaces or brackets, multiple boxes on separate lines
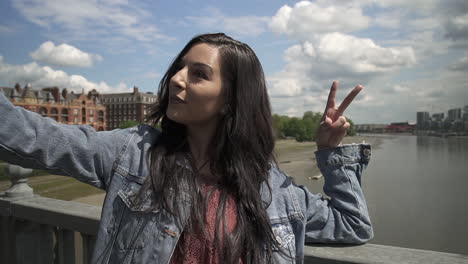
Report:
139,33,283,263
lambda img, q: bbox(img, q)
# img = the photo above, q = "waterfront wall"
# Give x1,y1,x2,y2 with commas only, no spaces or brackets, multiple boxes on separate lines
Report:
1,164,468,264
1,193,468,263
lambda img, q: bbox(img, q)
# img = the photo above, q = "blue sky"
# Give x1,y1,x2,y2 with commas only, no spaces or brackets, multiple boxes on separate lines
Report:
1,0,467,123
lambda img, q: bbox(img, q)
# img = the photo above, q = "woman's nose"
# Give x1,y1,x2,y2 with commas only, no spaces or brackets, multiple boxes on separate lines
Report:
171,67,187,90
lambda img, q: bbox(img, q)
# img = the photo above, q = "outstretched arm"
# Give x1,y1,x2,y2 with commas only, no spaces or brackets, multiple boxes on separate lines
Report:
0,92,130,190
300,81,373,243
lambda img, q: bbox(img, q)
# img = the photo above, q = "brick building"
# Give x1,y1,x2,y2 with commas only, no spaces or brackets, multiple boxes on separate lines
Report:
100,86,158,130
0,83,107,131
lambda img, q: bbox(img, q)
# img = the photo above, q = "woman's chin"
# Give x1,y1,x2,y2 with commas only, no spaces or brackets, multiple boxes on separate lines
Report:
166,109,185,124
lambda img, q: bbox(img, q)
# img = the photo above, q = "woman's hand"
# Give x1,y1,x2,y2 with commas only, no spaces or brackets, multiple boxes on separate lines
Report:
316,81,362,150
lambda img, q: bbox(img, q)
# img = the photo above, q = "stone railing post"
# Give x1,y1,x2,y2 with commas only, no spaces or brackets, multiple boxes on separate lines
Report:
5,164,34,198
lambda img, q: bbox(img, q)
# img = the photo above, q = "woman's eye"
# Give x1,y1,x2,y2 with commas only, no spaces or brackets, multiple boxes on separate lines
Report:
193,69,208,80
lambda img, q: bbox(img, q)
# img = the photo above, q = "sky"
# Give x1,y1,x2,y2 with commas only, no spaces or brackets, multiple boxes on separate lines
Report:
0,0,467,124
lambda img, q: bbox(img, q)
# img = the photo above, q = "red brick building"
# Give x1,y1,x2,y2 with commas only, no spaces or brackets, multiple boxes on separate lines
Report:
100,86,157,130
0,83,107,131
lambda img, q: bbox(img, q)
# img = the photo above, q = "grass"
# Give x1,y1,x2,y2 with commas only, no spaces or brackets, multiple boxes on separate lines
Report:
0,174,104,201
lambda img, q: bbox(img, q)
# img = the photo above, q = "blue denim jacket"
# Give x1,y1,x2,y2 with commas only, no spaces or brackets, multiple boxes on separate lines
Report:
0,92,373,263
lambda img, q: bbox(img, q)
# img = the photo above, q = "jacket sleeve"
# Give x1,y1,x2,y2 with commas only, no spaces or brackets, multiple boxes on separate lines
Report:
0,92,131,190
298,144,373,244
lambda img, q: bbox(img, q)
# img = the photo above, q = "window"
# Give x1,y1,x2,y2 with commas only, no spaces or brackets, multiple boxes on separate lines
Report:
73,109,78,115
98,110,104,123
39,107,47,117
82,108,86,123
50,108,58,121
61,109,69,122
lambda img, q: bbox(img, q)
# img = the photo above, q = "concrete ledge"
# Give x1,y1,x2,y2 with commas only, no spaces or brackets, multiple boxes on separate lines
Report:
0,194,101,235
304,243,468,264
1,194,468,263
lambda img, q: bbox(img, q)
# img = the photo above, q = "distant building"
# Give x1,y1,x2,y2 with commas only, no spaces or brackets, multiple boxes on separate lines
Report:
463,106,468,121
447,108,462,122
464,106,468,131
386,122,415,133
100,86,158,130
355,124,388,133
0,83,106,131
432,113,444,121
417,111,430,130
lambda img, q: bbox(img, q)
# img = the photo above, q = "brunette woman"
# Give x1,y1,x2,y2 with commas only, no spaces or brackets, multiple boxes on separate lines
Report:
0,33,372,264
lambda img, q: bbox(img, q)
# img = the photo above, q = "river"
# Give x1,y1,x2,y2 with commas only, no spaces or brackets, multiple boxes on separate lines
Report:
362,134,468,255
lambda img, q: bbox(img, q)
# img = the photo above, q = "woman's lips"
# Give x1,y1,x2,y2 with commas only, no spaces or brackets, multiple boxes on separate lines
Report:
169,95,187,104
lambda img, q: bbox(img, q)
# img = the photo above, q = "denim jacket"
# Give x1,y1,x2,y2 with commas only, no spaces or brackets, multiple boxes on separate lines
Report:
0,92,373,264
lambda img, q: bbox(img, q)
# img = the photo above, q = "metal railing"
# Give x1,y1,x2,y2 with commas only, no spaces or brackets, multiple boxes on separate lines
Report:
1,164,468,264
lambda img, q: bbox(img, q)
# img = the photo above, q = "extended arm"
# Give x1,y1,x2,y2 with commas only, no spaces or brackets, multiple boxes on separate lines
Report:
300,81,372,243
0,92,130,190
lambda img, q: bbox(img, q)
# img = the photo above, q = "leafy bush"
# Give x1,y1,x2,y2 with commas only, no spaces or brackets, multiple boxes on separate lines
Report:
119,120,140,129
272,111,355,142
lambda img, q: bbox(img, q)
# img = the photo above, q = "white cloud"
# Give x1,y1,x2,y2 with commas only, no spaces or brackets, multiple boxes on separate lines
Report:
185,8,269,37
268,33,416,96
267,33,416,120
0,56,130,94
12,0,172,44
270,1,370,40
374,12,402,29
449,54,468,71
373,0,439,11
318,0,438,12
285,107,300,117
393,84,410,92
316,33,416,73
30,41,102,68
445,13,468,41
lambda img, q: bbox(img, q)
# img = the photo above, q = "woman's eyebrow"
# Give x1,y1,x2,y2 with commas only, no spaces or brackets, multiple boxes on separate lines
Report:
182,57,214,74
191,62,214,74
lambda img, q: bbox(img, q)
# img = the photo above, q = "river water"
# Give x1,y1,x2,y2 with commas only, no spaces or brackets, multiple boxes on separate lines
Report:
361,134,468,255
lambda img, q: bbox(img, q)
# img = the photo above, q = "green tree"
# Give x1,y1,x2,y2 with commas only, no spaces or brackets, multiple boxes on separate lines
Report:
273,111,356,142
272,114,286,139
347,119,356,136
302,111,322,141
119,120,140,129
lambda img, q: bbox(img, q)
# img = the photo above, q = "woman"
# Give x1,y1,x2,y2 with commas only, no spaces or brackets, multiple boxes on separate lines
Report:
0,33,372,264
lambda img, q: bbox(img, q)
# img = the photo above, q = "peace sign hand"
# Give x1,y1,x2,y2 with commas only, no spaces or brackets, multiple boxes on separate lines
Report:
316,81,362,150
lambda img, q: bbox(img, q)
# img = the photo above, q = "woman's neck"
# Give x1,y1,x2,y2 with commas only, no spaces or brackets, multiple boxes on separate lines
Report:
186,120,218,167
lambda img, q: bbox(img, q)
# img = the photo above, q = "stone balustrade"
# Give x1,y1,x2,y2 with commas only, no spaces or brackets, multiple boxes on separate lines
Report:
1,164,468,264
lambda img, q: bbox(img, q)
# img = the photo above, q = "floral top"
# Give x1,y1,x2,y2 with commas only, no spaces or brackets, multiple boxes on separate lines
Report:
169,184,241,264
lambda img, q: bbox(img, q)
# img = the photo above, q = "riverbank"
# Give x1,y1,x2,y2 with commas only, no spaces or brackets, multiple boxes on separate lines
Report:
275,135,384,194
0,135,383,206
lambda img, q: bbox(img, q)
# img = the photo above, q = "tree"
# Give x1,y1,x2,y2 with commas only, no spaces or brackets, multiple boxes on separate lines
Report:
347,119,356,136
302,111,322,141
119,120,140,129
272,114,286,139
272,111,356,142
